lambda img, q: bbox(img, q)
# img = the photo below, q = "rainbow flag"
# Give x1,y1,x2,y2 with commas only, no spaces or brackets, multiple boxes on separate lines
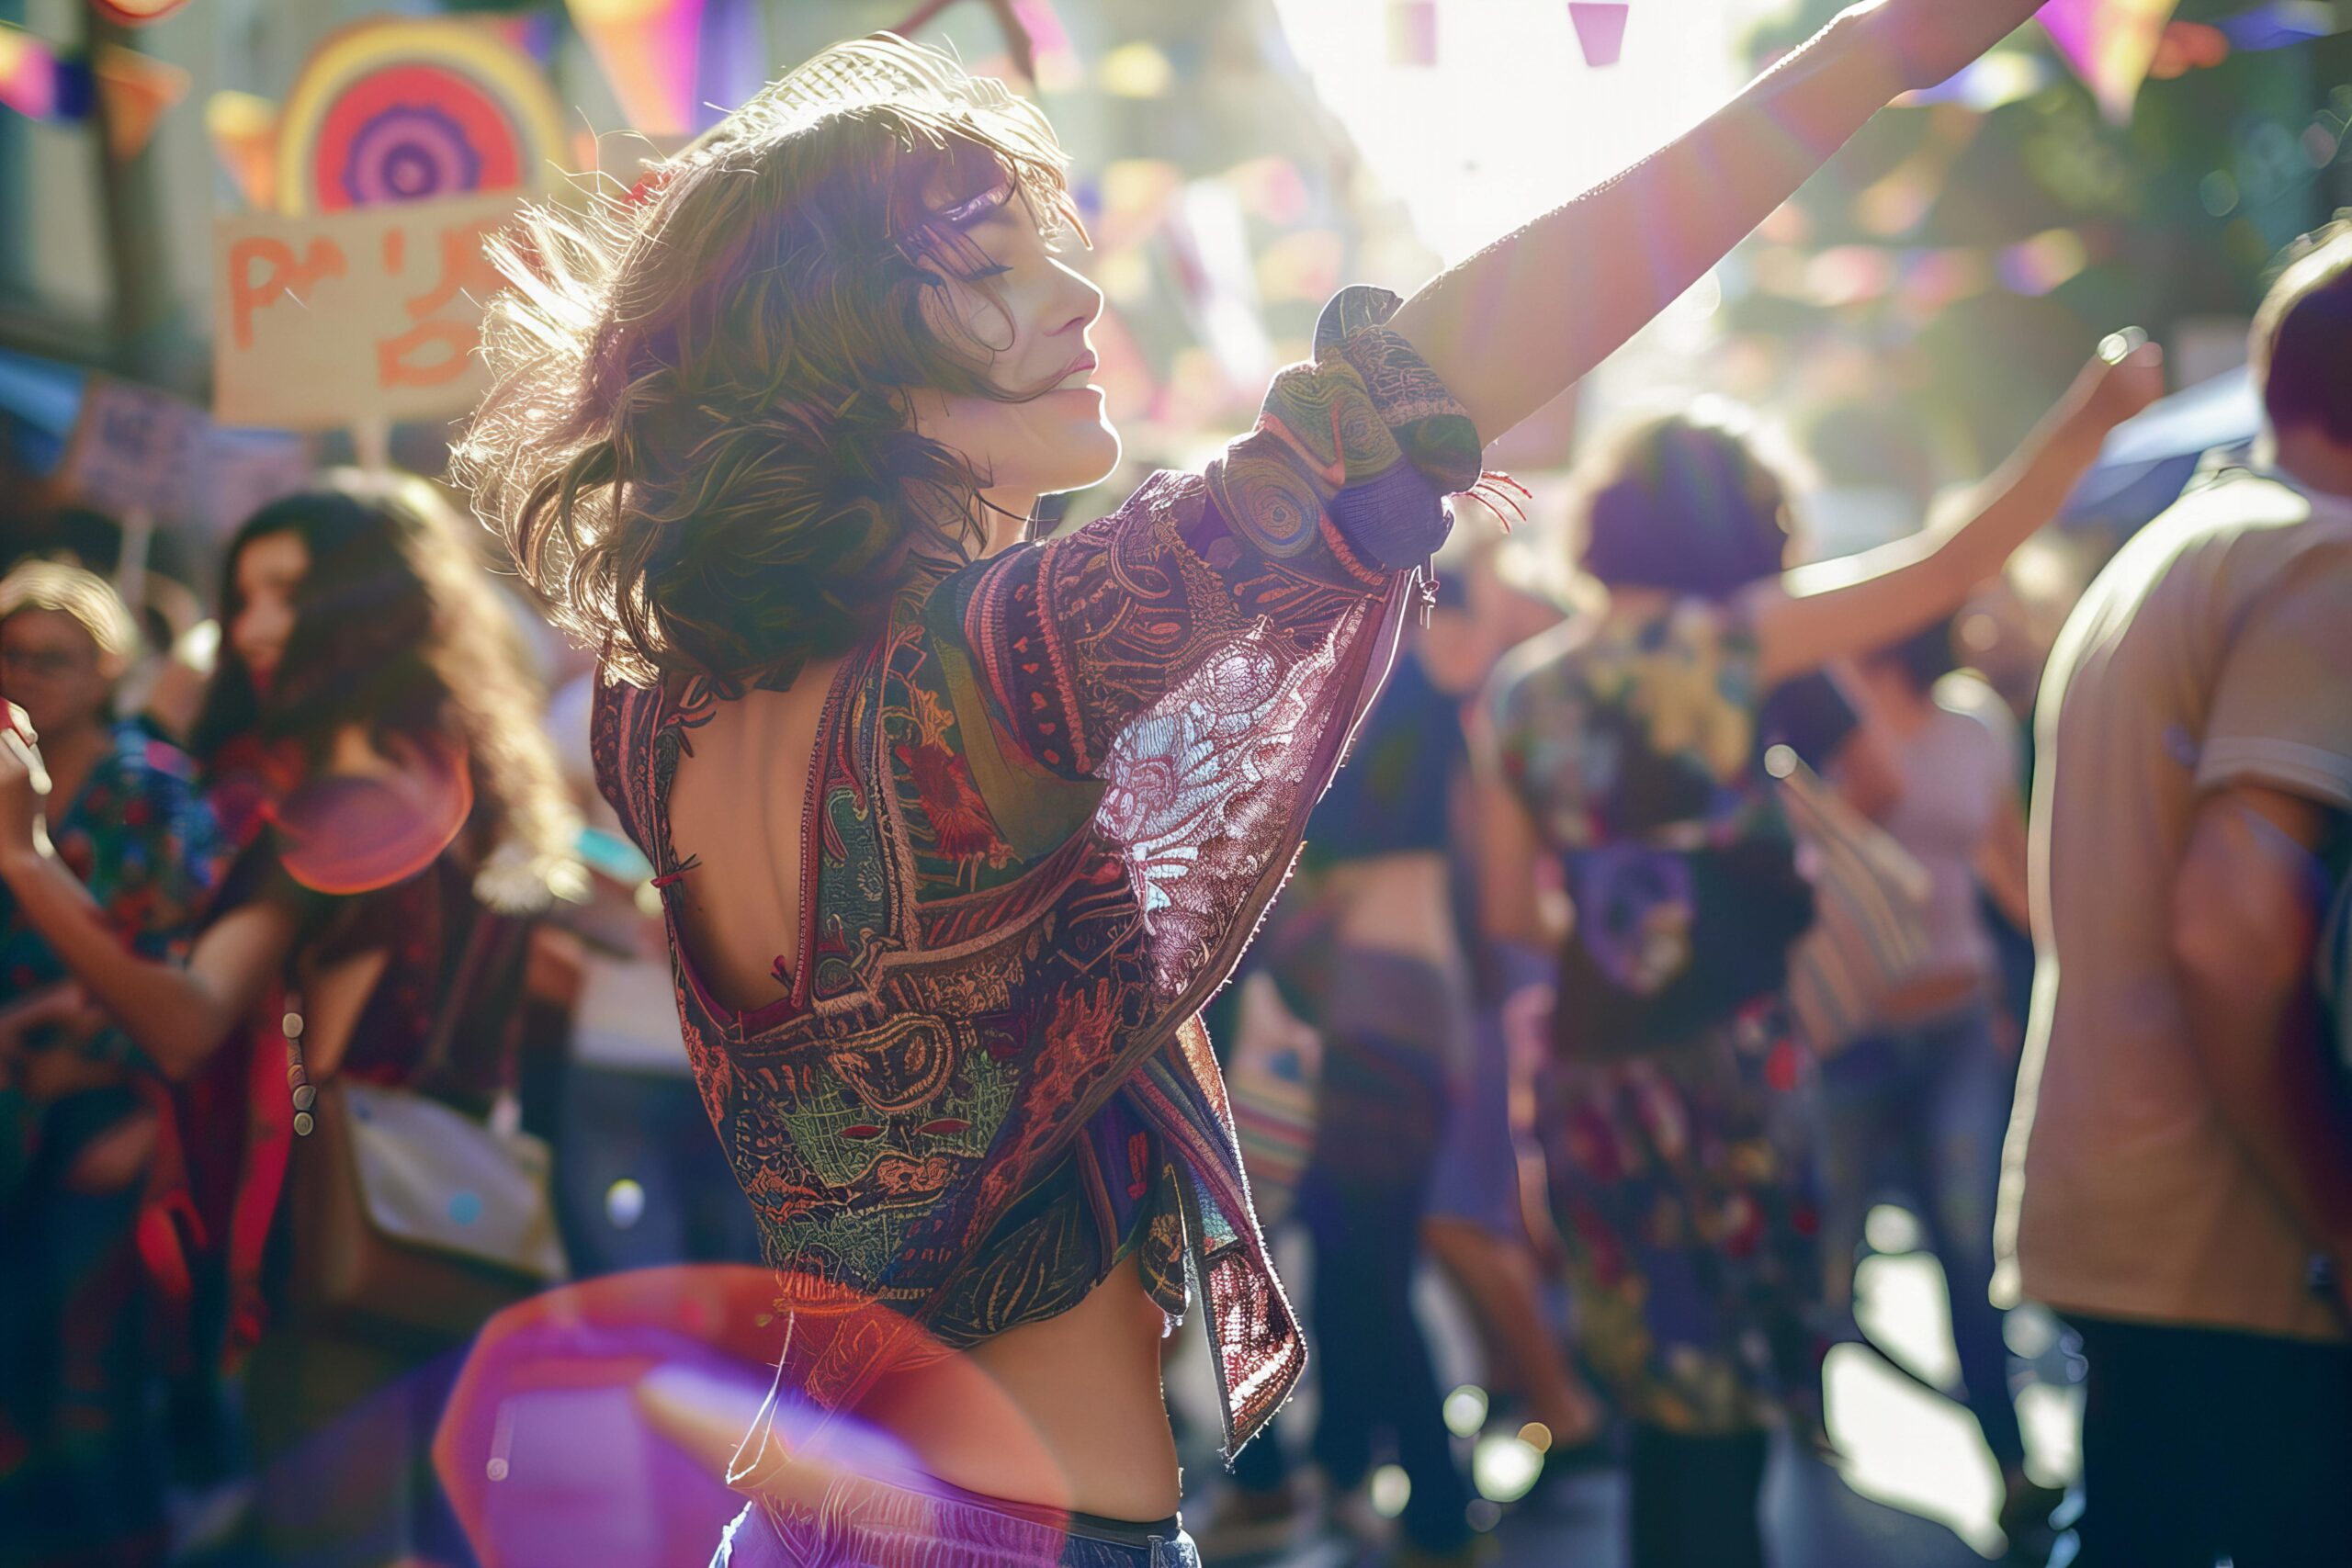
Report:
2040,0,2181,121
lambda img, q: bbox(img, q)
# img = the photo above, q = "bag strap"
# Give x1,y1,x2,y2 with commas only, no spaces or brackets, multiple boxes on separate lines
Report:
416,905,503,1083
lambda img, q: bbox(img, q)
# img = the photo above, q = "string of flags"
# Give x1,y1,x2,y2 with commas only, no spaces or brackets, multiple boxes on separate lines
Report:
2040,0,2343,123
0,20,187,159
1389,1,1631,69
1744,225,2113,316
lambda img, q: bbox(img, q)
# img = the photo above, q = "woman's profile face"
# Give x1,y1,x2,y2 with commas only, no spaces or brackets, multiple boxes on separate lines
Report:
229,530,309,695
905,180,1119,525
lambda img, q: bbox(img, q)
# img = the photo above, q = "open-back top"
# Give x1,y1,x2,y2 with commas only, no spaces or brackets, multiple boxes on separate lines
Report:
593,288,1480,1454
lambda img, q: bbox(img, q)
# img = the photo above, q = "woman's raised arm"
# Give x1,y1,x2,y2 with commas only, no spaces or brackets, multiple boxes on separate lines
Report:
1387,0,2049,440
3,715,295,1079
1747,338,2164,688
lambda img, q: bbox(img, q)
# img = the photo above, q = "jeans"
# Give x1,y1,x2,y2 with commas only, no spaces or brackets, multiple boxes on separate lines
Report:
713,1479,1201,1568
1227,1157,1474,1551
2069,1315,2352,1568
1815,1004,2023,1472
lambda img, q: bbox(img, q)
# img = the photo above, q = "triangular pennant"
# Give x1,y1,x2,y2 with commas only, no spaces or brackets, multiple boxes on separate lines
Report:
204,89,279,211
567,0,706,138
1388,0,1437,66
0,22,58,119
2040,0,2180,122
92,42,190,162
1568,3,1630,68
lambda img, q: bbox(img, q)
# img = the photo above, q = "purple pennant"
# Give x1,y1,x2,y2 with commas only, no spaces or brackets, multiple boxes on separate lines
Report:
1569,2,1629,67
1390,0,1438,67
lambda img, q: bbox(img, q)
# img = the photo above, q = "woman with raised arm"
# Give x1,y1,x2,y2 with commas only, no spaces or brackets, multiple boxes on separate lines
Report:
1476,351,2161,1566
443,6,2054,1562
0,476,581,1564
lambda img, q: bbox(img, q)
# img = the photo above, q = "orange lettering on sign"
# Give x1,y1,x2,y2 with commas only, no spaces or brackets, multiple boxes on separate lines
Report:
402,221,508,321
376,318,477,389
228,235,347,351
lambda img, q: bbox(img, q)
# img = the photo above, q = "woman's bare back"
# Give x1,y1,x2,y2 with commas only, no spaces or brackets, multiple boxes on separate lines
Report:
662,657,1182,1521
664,657,849,1011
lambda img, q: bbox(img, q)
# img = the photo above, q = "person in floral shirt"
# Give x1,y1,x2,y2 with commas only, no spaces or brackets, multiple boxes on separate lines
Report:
0,559,224,1567
1478,351,2158,1567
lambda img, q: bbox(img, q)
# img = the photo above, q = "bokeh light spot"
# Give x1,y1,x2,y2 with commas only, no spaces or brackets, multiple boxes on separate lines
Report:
1370,1463,1411,1518
1472,1433,1544,1503
1865,1203,1921,1256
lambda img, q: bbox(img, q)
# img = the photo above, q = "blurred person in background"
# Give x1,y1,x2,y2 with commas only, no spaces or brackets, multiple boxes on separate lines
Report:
1996,226,2352,1567
1207,598,1487,1566
1818,615,2054,1547
0,562,222,1568
0,475,581,1566
1417,538,1610,1478
1478,344,2160,1568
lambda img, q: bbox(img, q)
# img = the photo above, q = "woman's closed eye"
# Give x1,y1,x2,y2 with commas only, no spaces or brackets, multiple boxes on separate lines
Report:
935,181,1012,227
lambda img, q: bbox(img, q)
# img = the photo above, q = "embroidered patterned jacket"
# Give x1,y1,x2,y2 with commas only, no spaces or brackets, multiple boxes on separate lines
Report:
594,288,1480,1453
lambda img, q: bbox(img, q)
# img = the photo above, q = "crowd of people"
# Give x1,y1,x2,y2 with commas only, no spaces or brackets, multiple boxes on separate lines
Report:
2,6,2349,1567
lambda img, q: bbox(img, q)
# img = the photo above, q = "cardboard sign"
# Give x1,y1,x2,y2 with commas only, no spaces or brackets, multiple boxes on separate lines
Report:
212,191,520,430
61,377,202,518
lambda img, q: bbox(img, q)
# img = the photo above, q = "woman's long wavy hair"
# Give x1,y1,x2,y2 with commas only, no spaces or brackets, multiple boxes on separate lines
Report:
453,36,1082,694
193,472,580,903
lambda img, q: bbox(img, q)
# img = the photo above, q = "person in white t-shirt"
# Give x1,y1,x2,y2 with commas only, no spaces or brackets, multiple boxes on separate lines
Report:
1822,620,2055,1543
1996,224,2352,1567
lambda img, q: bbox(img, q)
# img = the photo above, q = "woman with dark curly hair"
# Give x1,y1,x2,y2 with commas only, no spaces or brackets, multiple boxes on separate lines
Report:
0,473,580,1563
437,8,2053,1562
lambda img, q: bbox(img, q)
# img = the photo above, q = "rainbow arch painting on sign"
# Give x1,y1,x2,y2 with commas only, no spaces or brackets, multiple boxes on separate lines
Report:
275,17,567,214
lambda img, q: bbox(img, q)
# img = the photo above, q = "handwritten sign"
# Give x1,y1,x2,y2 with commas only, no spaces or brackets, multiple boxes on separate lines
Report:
62,378,202,519
212,191,520,430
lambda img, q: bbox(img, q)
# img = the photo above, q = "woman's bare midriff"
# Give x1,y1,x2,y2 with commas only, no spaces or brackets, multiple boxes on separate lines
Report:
1321,851,1460,965
860,1257,1183,1521
664,675,1183,1525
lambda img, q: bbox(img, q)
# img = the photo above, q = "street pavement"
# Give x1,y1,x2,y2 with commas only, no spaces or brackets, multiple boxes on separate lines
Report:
1171,1228,2077,1567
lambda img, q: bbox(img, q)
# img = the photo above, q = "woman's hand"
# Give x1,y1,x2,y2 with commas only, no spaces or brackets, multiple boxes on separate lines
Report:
2064,331,2169,439
1841,0,2053,96
0,702,52,874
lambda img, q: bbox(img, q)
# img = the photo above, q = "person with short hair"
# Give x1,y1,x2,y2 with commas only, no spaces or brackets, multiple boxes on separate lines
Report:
1996,224,2352,1567
0,559,223,1568
1478,354,2156,1566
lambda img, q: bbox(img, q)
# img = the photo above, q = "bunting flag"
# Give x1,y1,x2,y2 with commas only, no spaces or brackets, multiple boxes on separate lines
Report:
1388,0,1437,66
2222,2,2338,51
0,22,89,121
1568,3,1630,68
91,42,188,161
1004,0,1079,93
1745,226,2109,313
567,0,706,139
206,89,279,211
2039,0,2180,122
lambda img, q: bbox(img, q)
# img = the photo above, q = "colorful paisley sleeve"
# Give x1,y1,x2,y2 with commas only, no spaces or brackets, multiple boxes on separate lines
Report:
933,286,1482,780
